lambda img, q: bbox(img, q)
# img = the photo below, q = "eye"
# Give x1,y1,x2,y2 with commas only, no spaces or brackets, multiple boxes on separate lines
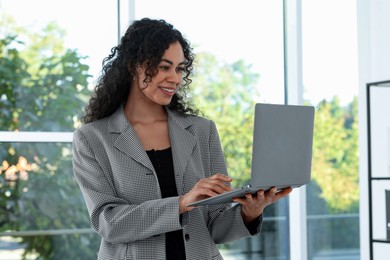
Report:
159,65,170,71
176,67,185,73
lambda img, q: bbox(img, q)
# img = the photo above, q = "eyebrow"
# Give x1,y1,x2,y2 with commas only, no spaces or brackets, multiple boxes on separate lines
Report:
161,58,186,66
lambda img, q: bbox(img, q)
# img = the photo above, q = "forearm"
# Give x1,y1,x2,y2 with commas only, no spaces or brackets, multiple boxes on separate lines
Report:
208,204,262,244
91,196,183,243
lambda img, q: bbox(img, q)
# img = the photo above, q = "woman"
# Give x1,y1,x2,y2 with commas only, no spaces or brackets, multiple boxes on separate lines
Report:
72,18,292,260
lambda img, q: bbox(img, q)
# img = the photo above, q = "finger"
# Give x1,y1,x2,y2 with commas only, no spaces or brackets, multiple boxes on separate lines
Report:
256,189,265,199
245,192,254,201
265,187,278,196
209,173,232,183
200,177,233,192
282,187,293,194
192,184,223,198
196,179,232,194
273,187,293,200
278,187,292,196
208,184,232,194
205,179,233,192
233,192,255,205
198,188,219,198
232,197,247,205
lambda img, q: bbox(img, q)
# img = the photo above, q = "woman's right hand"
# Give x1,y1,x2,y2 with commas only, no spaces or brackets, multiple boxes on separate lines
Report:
179,173,233,213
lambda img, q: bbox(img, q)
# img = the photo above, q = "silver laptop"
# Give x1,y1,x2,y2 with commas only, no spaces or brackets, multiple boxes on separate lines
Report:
187,103,315,207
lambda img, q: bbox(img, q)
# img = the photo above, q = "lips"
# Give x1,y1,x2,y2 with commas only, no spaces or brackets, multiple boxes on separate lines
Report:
159,87,176,95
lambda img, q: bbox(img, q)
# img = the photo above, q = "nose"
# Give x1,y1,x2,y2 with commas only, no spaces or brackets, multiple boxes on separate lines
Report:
167,70,181,85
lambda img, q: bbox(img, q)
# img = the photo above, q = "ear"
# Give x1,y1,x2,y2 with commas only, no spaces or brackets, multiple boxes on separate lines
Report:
135,64,145,76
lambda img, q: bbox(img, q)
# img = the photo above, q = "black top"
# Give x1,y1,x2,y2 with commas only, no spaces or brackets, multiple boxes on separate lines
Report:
146,147,186,260
146,147,260,259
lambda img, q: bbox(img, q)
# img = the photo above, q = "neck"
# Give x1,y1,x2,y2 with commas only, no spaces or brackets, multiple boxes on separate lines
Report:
124,99,167,124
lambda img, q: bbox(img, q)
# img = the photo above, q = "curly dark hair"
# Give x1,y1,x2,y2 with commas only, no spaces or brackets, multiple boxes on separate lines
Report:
82,18,198,124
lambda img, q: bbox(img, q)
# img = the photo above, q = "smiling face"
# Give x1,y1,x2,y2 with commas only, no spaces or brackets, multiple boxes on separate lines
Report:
134,41,186,106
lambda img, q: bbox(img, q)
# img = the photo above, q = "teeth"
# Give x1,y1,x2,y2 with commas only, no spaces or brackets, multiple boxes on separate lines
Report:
161,87,174,93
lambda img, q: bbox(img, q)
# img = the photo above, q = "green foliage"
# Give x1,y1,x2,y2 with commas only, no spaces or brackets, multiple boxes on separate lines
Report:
190,52,359,214
1,22,90,131
311,97,359,213
0,36,30,131
0,21,99,259
191,52,260,188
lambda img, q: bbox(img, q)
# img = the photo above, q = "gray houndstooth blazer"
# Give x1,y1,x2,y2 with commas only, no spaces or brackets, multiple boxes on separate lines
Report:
72,106,262,260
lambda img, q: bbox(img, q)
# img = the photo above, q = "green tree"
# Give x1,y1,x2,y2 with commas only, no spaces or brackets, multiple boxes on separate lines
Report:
191,52,291,255
190,52,360,214
311,97,359,213
0,19,99,259
191,52,260,188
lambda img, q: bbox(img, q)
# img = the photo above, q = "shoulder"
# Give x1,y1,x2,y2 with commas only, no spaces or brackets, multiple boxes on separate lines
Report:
188,114,215,129
168,110,216,132
75,105,128,137
73,117,110,142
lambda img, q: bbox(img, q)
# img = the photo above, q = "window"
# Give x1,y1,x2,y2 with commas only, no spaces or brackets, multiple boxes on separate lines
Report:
0,0,118,258
301,0,360,259
1,0,361,259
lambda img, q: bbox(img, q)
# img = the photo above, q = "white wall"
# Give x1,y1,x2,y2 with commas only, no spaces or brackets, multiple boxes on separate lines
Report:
357,0,390,259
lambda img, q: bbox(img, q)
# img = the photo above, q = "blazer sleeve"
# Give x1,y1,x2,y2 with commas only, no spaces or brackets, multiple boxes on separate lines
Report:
72,129,183,244
206,120,262,243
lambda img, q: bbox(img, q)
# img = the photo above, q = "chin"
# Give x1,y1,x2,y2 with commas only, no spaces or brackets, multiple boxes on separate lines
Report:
160,97,174,106
163,101,173,106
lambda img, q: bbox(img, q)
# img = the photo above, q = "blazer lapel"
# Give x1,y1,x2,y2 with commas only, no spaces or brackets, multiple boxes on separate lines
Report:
167,109,197,194
107,106,197,193
108,107,155,172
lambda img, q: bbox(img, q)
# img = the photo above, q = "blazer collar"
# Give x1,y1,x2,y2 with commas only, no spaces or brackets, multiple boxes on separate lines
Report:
108,105,129,134
107,106,197,193
108,106,154,171
166,109,197,194
107,105,195,133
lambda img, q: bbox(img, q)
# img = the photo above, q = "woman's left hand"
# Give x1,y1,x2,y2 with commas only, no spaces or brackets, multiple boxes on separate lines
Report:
233,187,293,225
